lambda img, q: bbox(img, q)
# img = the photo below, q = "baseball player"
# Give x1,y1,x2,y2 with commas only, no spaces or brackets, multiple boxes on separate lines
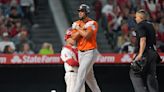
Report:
71,4,101,92
60,28,85,92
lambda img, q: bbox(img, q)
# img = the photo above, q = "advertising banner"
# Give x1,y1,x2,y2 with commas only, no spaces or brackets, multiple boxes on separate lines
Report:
0,53,163,64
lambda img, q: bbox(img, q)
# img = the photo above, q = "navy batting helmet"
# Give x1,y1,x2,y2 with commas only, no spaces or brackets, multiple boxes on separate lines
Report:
78,4,90,14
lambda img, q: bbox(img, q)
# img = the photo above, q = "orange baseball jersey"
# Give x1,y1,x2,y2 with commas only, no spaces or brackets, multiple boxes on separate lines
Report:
72,19,98,51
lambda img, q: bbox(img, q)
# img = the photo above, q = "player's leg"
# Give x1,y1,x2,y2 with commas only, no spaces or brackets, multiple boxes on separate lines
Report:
129,69,147,92
74,50,95,92
65,72,77,92
86,67,101,92
80,82,85,92
147,71,159,92
146,52,159,92
86,49,101,92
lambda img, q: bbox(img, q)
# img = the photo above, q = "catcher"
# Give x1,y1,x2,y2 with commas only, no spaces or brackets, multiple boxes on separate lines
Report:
60,28,85,92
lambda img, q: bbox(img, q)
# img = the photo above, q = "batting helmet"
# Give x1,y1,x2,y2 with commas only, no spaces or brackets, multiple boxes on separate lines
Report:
78,4,90,14
64,28,72,41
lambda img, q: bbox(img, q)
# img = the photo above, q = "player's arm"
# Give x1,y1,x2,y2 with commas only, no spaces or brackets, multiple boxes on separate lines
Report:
78,21,97,39
71,30,81,40
71,22,81,40
135,26,146,61
66,58,79,66
78,27,92,39
136,37,146,60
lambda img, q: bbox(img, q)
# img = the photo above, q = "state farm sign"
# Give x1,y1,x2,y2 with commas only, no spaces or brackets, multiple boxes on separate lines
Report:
0,53,163,64
0,57,7,64
95,54,133,64
11,55,60,64
0,54,62,64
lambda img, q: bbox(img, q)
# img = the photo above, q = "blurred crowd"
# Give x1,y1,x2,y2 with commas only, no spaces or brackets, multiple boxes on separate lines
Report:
93,0,164,53
0,0,54,54
1,0,163,54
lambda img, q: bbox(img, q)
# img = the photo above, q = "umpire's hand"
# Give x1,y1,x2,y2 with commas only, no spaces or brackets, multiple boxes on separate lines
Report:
130,57,146,73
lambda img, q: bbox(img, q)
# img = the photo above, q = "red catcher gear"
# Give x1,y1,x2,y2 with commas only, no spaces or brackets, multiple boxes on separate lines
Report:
64,28,73,41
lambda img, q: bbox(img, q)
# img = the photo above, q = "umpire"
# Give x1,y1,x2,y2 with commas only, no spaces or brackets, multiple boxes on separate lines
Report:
129,9,161,92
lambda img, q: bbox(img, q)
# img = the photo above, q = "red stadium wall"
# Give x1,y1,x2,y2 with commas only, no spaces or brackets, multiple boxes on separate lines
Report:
0,53,164,64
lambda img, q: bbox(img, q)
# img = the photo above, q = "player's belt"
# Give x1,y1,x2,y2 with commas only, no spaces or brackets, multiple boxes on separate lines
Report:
80,49,93,52
69,70,75,72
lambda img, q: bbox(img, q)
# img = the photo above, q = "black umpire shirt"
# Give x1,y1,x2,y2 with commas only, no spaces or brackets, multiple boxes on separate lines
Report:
134,20,156,54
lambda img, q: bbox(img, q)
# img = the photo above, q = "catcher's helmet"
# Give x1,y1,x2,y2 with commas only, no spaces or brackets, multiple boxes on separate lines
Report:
64,28,72,41
78,4,90,14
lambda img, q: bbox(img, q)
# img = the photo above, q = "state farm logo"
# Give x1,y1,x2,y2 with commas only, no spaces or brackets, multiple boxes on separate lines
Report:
0,57,7,63
121,54,132,63
11,55,60,64
96,55,115,63
11,55,22,63
160,56,164,63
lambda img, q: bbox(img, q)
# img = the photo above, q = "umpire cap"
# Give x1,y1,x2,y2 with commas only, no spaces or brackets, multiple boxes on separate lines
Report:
78,4,90,14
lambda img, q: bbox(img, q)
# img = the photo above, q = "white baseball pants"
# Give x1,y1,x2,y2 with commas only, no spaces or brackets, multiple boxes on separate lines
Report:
73,49,101,92
65,72,85,92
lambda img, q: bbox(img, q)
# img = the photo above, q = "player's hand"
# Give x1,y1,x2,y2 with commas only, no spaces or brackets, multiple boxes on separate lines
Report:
72,22,84,30
72,22,80,30
130,57,146,73
71,31,81,40
134,54,142,61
